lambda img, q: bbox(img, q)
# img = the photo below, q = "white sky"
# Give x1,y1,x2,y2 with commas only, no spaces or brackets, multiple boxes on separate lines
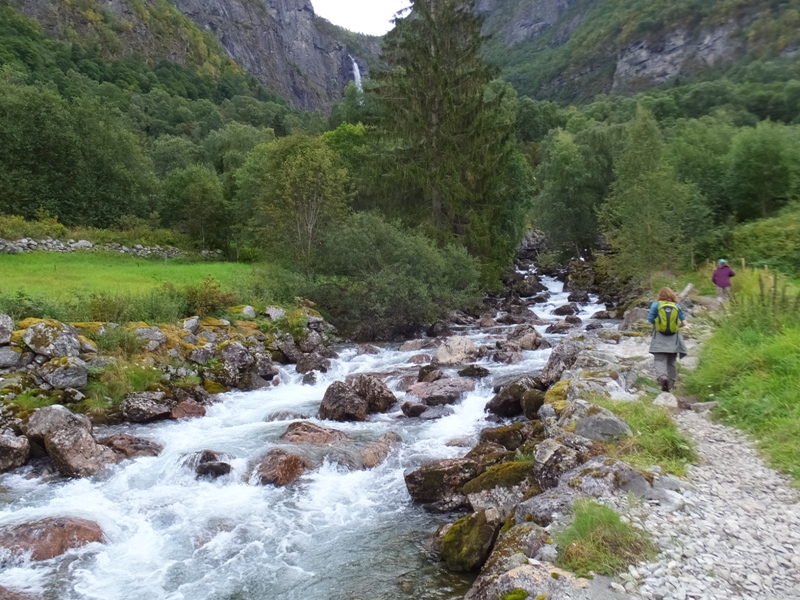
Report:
312,0,412,36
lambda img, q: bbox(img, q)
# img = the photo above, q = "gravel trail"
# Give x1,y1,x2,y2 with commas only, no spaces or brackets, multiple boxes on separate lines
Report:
630,410,800,600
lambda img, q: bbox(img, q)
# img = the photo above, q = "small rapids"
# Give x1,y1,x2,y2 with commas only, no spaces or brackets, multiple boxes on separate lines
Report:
0,271,604,600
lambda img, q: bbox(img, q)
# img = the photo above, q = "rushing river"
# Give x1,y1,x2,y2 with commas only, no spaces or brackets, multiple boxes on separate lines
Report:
0,273,602,600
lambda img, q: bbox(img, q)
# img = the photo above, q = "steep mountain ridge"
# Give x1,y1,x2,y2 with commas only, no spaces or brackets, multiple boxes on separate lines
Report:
7,0,380,111
479,0,800,101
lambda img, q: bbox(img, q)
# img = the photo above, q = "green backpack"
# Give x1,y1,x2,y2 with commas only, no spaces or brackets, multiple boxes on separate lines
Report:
655,301,680,335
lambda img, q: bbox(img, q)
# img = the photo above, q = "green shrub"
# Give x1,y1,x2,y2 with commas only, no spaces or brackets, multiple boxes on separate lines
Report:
731,207,800,277
556,499,657,577
91,327,146,357
0,291,74,322
0,211,68,240
184,276,237,317
84,361,163,406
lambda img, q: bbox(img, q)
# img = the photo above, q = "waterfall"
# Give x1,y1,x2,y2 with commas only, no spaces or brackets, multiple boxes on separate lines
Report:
349,54,363,93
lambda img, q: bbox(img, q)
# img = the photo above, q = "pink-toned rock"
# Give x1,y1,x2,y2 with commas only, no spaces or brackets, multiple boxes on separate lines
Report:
352,374,397,413
45,427,119,478
170,399,206,419
0,585,38,600
406,378,476,406
318,381,368,422
279,421,351,445
0,517,103,561
253,449,309,486
98,434,163,458
408,354,431,365
361,432,403,468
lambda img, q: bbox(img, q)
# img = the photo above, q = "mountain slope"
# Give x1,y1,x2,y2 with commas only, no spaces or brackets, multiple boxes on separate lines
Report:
478,0,800,101
6,0,381,110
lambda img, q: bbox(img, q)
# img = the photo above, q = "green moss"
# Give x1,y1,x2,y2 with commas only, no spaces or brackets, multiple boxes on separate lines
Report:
439,510,497,572
544,379,571,412
203,378,227,394
501,589,529,600
462,462,532,495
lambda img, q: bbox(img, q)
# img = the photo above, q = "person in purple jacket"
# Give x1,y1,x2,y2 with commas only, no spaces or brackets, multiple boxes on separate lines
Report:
712,259,736,301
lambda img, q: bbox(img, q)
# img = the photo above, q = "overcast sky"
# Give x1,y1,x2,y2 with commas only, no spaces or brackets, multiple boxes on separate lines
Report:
311,0,412,35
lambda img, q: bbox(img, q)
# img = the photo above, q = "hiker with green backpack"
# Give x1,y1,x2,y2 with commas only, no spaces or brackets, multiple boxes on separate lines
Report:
648,287,688,392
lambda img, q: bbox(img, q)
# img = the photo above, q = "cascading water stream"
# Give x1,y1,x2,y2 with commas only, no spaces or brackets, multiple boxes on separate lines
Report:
349,55,363,95
0,268,605,600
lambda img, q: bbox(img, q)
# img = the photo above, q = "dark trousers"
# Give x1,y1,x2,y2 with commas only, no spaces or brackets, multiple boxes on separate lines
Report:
653,353,677,387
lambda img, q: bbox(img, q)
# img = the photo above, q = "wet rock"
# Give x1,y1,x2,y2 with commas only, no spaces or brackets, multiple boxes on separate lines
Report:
591,310,614,319
399,339,438,352
319,381,368,422
419,367,444,383
265,411,308,422
574,413,632,442
38,356,88,389
184,450,233,479
439,509,502,572
0,313,12,345
521,389,547,419
301,372,317,385
401,401,429,417
0,517,104,561
98,434,163,458
478,316,497,328
564,315,583,325
45,427,119,477
0,585,37,600
458,364,490,379
486,376,543,418
408,353,431,365
514,487,583,527
585,321,603,331
406,378,475,406
544,320,574,334
478,421,543,451
553,302,580,316
24,405,92,446
419,405,455,420
352,374,397,413
0,346,21,368
514,274,547,298
559,456,650,497
427,321,453,338
196,462,232,479
533,439,581,489
170,399,207,420
22,320,80,358
432,336,478,366
539,341,582,387
0,433,29,473
279,421,351,445
253,448,309,486
508,323,546,350
356,344,381,355
404,457,481,512
274,333,302,363
568,291,591,303
361,432,403,468
295,352,331,374
121,392,174,423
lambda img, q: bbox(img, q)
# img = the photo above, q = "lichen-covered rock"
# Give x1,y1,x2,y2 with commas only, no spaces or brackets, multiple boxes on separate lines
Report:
360,432,402,468
543,379,571,413
352,374,397,413
560,456,650,497
22,320,80,358
540,341,582,387
24,405,92,446
406,378,475,406
0,313,13,345
486,376,542,418
295,351,331,374
533,439,581,489
98,434,163,458
439,509,501,572
253,448,309,486
38,356,88,389
574,413,632,443
0,433,29,473
170,399,206,419
135,327,167,352
121,392,174,423
0,517,104,561
0,345,22,368
319,381,368,422
508,323,546,351
45,427,120,477
463,462,538,519
188,344,214,365
264,306,287,321
432,336,478,366
279,421,351,445
404,458,481,512
478,421,543,451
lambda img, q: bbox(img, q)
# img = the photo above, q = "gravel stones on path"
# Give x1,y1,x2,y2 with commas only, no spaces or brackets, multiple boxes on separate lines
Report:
625,411,800,600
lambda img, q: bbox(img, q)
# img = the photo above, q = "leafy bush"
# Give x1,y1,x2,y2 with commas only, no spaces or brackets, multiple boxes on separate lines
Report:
0,211,67,240
556,499,657,577
307,213,481,340
732,206,800,276
183,276,237,317
0,291,74,322
91,327,146,357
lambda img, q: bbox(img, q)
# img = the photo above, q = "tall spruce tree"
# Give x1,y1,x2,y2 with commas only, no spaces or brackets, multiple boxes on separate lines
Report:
371,0,530,283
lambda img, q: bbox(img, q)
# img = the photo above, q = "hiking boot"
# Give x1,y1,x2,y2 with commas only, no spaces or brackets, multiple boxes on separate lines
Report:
658,377,669,392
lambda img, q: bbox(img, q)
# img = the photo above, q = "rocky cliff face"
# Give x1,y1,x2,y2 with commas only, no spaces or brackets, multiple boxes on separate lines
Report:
13,0,380,111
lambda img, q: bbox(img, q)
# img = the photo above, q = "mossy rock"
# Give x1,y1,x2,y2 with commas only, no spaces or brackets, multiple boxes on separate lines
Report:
462,462,533,495
439,510,500,572
199,317,226,328
10,330,26,347
479,421,544,451
521,389,546,419
544,380,571,413
69,322,107,335
203,378,227,394
125,321,151,330
501,589,530,600
17,318,60,330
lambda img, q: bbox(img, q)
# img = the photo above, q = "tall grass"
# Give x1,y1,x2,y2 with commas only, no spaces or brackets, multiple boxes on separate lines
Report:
686,272,800,481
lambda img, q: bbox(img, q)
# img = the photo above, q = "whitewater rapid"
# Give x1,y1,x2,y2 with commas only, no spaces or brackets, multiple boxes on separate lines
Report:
0,273,603,600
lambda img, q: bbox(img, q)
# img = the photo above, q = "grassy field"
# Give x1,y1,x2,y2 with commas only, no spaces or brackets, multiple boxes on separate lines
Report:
0,252,252,297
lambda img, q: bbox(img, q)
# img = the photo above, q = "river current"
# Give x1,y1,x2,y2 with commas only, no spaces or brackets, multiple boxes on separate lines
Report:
0,273,602,600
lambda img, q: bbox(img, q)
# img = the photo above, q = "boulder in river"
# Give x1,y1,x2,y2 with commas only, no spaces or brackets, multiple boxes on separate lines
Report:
360,432,403,469
183,449,234,479
24,405,92,446
45,427,120,477
458,364,490,379
539,341,583,387
319,381,369,422
170,399,206,420
279,421,351,445
401,401,429,417
98,434,163,459
21,320,80,358
404,457,481,512
0,433,30,473
485,376,543,418
0,517,104,561
478,421,543,451
432,336,477,366
121,392,174,423
352,374,397,413
406,378,475,406
253,449,309,486
438,509,502,572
